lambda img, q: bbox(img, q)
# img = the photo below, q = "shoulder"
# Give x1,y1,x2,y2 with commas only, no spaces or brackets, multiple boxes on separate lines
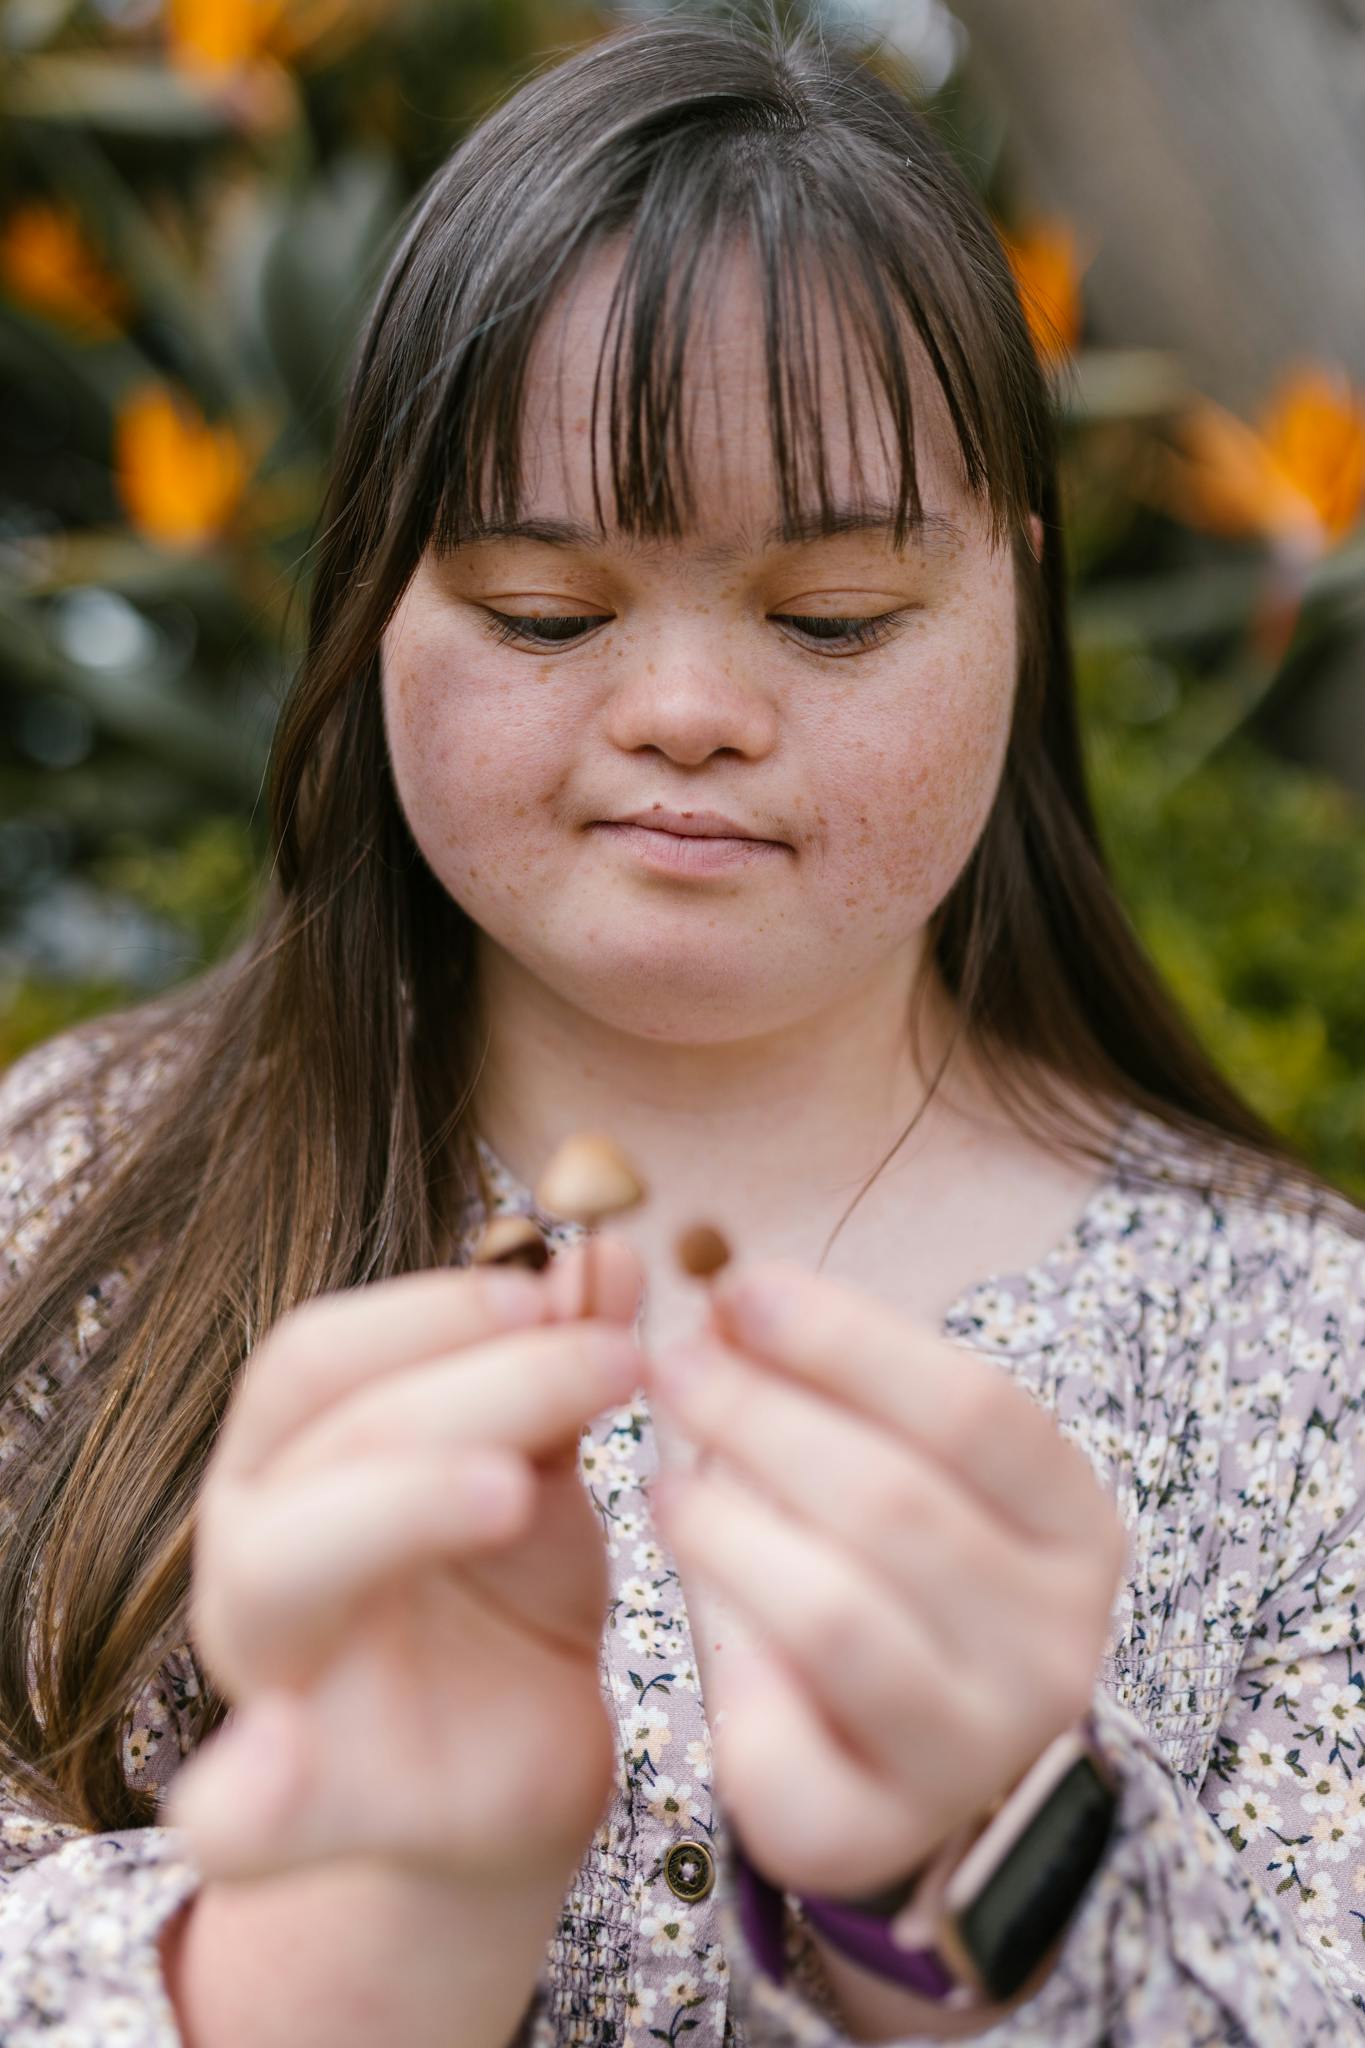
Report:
1021,1106,1365,1482
0,1018,112,1136
1057,1117,1365,1701
1,1024,112,1298
1095,1105,1365,1310
1108,1109,1365,1535
1,1016,188,1302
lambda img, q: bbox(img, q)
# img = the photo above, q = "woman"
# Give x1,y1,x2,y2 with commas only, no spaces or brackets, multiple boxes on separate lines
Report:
2,9,1363,2044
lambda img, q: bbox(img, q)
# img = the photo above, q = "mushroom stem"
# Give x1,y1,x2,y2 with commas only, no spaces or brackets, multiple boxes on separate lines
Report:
534,1133,646,1325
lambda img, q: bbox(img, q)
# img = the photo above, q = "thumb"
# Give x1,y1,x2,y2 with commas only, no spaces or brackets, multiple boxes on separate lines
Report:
166,1693,311,1882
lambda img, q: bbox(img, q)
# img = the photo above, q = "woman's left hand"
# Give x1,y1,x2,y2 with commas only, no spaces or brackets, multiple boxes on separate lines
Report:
645,1259,1129,1898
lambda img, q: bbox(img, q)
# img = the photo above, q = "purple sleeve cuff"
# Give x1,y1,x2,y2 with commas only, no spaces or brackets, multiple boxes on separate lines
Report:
731,1836,787,1982
731,1840,955,1998
798,1893,957,1998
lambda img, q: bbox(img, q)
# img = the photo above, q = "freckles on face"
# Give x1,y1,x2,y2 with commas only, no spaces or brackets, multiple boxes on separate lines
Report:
804,539,1017,943
377,234,1028,1043
380,575,590,928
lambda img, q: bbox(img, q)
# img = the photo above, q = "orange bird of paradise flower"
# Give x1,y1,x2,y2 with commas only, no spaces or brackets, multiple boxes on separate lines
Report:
1158,362,1365,663
999,217,1093,365
114,383,249,551
0,201,128,338
1165,362,1365,555
163,0,381,75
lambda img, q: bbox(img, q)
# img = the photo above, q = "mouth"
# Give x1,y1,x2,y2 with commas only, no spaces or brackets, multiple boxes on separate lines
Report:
591,821,788,874
609,807,785,844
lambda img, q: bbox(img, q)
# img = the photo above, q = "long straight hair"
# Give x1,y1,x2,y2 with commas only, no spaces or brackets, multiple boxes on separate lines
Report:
0,6,1355,1833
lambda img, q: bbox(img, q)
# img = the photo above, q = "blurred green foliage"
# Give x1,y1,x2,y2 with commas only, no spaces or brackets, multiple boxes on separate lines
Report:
0,812,261,1059
2,0,1364,1201
1081,645,1365,1201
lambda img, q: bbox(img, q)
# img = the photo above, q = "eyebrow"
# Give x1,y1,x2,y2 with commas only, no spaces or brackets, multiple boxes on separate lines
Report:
450,504,964,565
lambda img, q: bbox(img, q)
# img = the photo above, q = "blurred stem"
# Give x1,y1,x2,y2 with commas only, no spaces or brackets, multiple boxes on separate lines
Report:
1147,556,1315,797
1154,652,1288,797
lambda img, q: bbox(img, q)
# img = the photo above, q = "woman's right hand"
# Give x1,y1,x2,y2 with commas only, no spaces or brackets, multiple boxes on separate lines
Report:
166,1237,644,1893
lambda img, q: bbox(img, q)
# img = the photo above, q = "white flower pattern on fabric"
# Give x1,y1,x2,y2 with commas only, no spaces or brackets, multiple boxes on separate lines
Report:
1,1030,1364,2041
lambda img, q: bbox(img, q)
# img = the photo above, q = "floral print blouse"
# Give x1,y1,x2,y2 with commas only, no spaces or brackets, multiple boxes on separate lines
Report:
3,1022,1365,2044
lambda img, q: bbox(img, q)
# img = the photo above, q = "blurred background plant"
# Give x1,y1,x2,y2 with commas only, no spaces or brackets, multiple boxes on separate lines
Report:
2,0,1364,1195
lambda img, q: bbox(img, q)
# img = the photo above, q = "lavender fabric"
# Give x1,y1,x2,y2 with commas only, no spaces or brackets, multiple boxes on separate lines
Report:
4,1025,1365,2044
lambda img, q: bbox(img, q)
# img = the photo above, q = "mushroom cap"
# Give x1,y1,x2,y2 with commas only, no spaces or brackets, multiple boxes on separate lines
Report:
471,1214,552,1271
534,1133,647,1222
675,1221,732,1278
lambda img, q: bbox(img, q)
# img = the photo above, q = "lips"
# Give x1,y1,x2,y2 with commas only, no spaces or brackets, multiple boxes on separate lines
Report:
611,808,777,842
594,822,784,873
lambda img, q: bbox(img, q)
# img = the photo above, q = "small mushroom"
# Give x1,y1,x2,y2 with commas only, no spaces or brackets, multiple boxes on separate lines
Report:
535,1134,647,1223
675,1222,731,1279
471,1214,551,1272
534,1133,648,1317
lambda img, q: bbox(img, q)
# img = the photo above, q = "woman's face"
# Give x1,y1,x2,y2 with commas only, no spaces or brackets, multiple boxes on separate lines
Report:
380,239,1029,1045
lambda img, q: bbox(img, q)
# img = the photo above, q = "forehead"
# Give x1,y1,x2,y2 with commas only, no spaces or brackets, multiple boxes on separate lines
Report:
511,234,977,548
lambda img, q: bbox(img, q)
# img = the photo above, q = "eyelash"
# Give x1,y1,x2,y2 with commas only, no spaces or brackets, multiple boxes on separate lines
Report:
479,610,905,653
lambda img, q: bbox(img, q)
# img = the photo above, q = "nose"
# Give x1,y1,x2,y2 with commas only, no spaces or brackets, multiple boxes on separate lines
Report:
602,625,779,767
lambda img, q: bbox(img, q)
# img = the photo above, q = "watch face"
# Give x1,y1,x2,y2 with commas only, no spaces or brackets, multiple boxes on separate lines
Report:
951,1754,1118,2004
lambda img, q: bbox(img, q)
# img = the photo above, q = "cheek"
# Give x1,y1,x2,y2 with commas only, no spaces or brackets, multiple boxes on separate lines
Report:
382,634,575,894
822,611,1015,917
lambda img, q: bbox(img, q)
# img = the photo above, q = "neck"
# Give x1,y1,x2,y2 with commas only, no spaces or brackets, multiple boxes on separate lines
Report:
469,938,1008,1254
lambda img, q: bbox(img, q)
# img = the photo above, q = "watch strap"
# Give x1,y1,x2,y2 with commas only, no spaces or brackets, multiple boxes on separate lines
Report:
799,1890,961,2000
731,1715,1117,2008
731,1828,968,2004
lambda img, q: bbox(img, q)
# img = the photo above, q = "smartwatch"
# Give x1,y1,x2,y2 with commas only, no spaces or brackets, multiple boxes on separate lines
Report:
732,1718,1119,2011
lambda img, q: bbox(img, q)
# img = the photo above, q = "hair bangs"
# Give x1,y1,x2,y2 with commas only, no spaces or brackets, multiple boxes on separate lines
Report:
423,121,1027,562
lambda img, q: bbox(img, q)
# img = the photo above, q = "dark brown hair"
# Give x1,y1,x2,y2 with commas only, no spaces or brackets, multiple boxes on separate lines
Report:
0,4,1355,1834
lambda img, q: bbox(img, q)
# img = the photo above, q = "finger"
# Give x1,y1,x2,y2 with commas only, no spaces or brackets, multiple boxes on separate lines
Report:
711,1647,923,1896
199,1448,536,1687
220,1266,554,1480
706,1260,1098,1540
650,1337,1047,1665
172,1662,617,1888
264,1319,642,1484
223,1239,645,1483
656,1461,982,1788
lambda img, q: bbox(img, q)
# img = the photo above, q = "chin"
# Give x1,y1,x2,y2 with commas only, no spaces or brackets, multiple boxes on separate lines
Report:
563,961,817,1044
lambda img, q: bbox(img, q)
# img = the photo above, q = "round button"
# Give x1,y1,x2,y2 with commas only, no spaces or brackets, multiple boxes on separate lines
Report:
664,1838,716,1903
